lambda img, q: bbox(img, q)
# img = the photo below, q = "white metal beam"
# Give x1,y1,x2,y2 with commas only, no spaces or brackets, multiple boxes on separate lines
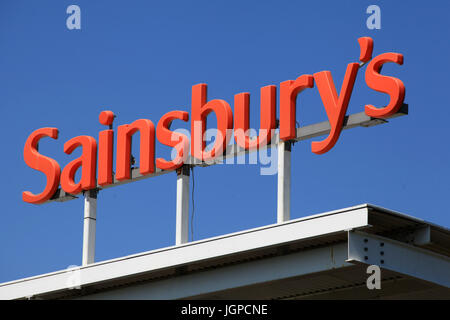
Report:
347,231,450,288
76,242,351,299
0,205,370,299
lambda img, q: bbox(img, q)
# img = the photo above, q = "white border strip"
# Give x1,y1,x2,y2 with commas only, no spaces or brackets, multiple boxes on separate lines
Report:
0,206,369,299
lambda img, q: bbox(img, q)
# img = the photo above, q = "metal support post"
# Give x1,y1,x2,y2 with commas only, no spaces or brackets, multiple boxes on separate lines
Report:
277,141,291,223
82,189,97,266
176,165,190,245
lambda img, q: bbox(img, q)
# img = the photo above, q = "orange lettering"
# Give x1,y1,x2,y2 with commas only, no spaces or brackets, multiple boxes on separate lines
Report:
364,52,405,118
234,85,276,149
98,111,115,186
190,83,233,161
156,110,190,171
60,136,97,194
279,75,314,141
22,128,61,204
312,63,359,154
116,119,155,180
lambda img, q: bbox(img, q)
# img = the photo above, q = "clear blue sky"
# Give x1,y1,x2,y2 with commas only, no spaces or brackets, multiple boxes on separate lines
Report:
1,0,449,283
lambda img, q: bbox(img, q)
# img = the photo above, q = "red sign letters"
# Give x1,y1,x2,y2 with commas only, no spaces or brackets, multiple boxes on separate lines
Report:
23,37,405,204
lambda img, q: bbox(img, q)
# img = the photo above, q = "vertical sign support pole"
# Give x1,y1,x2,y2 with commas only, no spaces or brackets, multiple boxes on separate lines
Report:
82,189,97,266
176,165,190,245
277,141,291,223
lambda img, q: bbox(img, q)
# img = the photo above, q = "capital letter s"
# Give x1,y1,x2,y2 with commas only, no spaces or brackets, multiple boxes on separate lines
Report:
23,128,61,204
365,53,405,118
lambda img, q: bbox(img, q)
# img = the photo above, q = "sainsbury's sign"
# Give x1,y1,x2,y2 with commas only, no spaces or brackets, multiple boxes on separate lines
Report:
23,37,405,204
